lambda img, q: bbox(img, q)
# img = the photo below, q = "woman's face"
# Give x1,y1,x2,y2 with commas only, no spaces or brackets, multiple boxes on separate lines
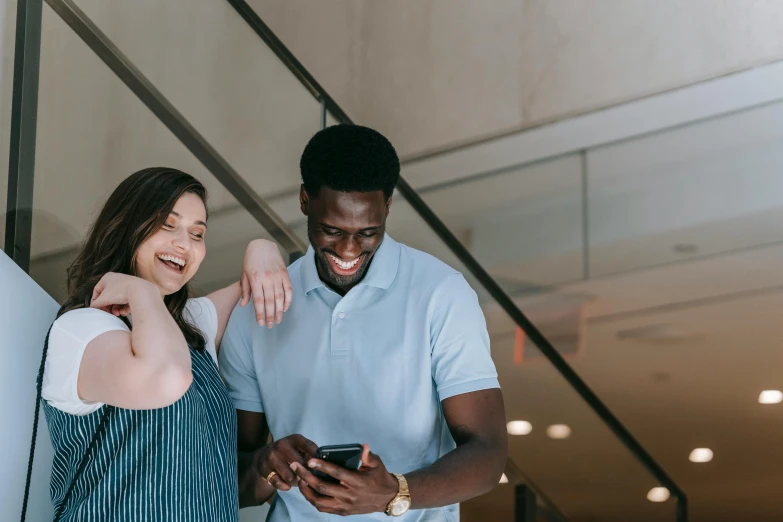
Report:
134,192,207,296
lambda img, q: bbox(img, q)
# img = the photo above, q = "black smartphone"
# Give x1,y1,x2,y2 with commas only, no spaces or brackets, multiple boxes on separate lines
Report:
312,444,363,482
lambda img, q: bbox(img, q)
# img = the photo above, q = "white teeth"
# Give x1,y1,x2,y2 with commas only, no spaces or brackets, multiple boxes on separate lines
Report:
158,254,186,267
330,254,360,270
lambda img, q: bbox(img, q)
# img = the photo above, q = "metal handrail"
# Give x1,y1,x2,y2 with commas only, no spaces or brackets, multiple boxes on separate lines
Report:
224,1,688,519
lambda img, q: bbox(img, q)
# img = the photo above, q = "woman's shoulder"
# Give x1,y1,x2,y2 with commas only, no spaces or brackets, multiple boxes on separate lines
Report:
184,297,217,329
185,297,219,363
185,296,217,333
53,307,130,344
45,308,128,415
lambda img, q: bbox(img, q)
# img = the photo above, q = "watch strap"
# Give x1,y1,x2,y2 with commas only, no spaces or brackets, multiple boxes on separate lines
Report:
385,473,411,516
393,473,410,496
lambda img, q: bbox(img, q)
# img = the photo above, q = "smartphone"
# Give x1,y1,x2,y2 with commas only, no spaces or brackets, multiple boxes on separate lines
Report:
313,444,363,482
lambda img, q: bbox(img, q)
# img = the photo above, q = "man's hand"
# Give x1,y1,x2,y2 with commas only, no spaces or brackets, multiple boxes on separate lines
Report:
291,444,400,516
255,434,319,492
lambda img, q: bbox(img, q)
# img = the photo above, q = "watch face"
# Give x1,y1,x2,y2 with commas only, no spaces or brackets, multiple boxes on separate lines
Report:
391,498,411,516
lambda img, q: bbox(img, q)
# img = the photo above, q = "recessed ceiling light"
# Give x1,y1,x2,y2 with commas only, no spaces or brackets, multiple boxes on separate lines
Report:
689,448,713,463
759,390,783,404
507,420,533,436
647,487,670,502
499,474,509,484
546,424,571,439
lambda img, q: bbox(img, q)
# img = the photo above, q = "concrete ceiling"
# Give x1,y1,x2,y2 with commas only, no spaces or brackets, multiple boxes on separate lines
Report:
248,0,783,159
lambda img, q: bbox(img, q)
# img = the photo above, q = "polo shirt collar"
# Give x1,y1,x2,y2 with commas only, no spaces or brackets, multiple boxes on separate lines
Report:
358,234,400,290
301,247,324,296
300,234,400,296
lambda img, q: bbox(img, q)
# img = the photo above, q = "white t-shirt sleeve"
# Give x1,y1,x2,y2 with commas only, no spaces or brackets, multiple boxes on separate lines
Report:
184,297,219,365
42,298,218,417
42,308,131,416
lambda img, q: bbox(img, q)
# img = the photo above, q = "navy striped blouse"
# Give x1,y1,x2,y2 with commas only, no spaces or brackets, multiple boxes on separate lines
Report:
43,346,239,521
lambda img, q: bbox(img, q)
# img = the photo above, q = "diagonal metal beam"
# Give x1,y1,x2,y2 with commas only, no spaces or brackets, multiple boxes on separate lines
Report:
5,0,44,273
44,0,306,256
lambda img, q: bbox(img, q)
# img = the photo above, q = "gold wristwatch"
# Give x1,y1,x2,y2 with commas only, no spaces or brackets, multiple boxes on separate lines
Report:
385,473,411,517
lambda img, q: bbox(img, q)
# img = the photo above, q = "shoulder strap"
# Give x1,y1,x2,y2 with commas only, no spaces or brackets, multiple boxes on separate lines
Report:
21,326,114,522
20,326,52,522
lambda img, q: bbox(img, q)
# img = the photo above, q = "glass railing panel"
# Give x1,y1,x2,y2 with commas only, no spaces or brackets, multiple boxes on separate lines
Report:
31,5,119,298
579,102,783,522
386,197,676,522
588,99,783,278
462,481,571,522
461,485,515,521
74,0,321,210
30,6,288,306
415,153,586,295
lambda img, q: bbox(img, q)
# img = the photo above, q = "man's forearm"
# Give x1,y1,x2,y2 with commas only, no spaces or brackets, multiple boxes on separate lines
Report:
238,451,275,508
404,438,506,509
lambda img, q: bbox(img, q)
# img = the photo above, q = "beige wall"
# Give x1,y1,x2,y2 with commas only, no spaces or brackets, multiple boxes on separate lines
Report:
5,0,783,257
250,0,783,158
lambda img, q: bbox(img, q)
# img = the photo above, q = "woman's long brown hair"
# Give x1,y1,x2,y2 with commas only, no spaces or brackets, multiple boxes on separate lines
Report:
59,167,208,350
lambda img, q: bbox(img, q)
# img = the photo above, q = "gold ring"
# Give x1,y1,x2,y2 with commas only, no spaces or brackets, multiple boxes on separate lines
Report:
266,470,278,485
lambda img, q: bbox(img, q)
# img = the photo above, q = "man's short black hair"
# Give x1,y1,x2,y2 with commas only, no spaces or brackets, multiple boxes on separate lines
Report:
300,124,400,199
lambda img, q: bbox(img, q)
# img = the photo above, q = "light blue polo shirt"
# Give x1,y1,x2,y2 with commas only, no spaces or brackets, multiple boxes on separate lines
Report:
219,235,499,522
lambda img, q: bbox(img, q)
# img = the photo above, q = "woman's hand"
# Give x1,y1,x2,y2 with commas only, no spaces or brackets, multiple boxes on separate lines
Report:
241,239,292,328
90,273,157,317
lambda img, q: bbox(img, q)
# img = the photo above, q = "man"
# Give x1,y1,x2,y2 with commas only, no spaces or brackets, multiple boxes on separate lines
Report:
219,124,507,520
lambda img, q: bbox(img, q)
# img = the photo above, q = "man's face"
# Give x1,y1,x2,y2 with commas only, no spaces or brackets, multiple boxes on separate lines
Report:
301,185,391,295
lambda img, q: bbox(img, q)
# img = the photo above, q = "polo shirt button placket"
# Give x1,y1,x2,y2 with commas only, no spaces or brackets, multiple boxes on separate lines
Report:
331,310,348,356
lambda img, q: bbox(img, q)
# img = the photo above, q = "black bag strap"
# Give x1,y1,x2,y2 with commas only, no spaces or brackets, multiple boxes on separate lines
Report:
21,326,114,522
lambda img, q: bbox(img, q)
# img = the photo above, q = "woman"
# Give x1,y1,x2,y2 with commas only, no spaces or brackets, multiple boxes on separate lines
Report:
38,167,291,521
